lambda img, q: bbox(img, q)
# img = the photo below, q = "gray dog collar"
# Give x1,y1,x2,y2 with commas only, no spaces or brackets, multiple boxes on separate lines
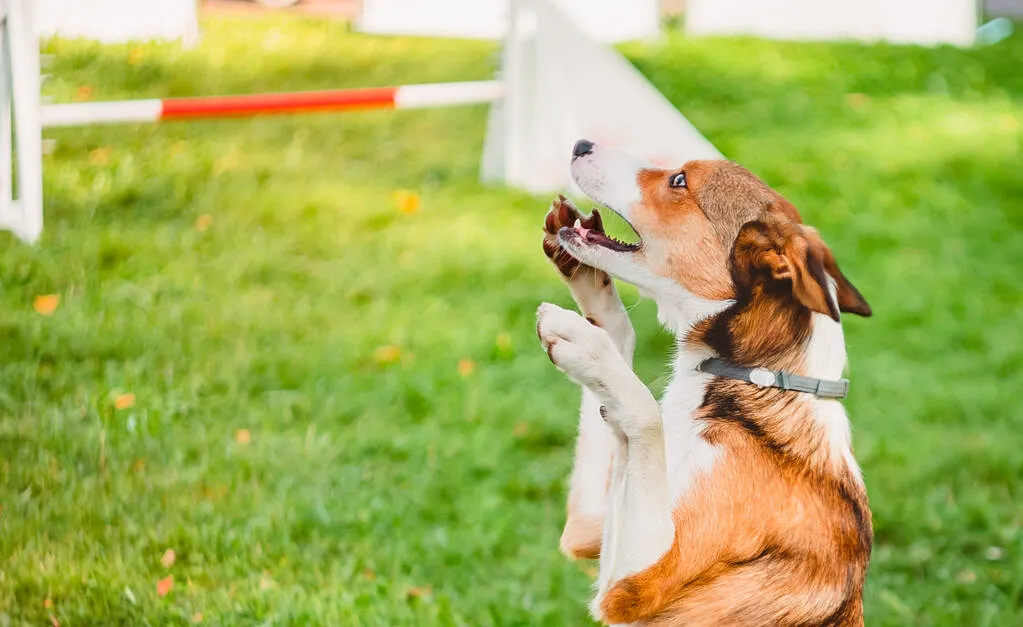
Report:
697,357,849,399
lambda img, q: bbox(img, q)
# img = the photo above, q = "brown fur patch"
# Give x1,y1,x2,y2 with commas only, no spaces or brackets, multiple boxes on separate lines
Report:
560,514,603,560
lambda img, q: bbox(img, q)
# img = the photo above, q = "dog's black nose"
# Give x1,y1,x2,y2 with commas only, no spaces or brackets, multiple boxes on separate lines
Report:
572,139,594,159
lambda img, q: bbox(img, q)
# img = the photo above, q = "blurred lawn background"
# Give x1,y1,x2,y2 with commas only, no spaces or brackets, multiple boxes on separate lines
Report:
1,13,1022,626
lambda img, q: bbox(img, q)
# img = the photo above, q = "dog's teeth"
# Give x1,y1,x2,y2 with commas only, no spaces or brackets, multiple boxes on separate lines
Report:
574,219,582,228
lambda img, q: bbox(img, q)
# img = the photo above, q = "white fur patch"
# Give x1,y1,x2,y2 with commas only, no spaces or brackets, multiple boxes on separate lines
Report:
660,346,722,502
570,145,646,222
805,311,861,481
571,389,619,520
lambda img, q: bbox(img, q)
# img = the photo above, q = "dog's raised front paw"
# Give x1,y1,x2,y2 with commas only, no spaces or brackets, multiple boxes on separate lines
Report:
536,302,620,391
537,303,661,438
542,195,610,282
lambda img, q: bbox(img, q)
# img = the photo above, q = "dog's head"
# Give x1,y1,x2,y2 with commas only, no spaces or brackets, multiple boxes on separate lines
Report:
561,140,804,309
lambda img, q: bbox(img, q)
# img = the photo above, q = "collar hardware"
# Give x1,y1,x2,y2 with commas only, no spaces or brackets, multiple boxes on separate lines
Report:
697,357,849,399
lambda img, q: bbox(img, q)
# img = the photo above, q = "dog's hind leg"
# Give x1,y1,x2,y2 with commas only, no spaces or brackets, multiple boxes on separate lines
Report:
543,196,636,560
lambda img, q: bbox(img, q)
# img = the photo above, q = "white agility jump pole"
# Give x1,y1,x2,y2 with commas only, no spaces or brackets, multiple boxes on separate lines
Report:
5,0,722,244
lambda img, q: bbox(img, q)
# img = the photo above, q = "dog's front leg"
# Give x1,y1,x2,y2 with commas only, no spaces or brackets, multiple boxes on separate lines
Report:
536,304,673,623
543,197,636,560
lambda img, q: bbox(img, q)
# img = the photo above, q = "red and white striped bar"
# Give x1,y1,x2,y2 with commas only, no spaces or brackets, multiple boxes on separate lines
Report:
40,80,503,127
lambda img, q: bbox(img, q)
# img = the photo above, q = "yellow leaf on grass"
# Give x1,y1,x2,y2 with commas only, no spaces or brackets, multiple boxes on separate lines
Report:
161,549,176,568
76,86,94,102
33,294,60,316
260,571,275,590
88,148,111,166
457,358,476,378
845,93,871,109
128,47,144,65
157,575,174,597
191,613,204,624
235,429,251,445
407,585,432,598
213,152,239,176
114,393,136,410
44,598,53,609
373,345,401,365
195,214,213,232
391,190,421,215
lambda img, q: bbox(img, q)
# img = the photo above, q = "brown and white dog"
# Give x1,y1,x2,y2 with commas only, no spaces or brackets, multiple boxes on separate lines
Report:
537,140,873,626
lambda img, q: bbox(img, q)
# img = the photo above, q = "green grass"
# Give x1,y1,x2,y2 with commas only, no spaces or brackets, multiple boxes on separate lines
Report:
1,15,1022,625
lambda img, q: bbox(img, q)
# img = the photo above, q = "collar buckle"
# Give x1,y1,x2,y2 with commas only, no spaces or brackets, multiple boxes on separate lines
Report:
748,368,776,388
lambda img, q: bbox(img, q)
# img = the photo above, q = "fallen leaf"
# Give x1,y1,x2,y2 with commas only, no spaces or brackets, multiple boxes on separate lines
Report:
845,93,871,109
88,148,111,166
195,214,213,232
362,569,376,581
75,86,94,102
128,47,144,65
955,570,976,584
133,459,146,473
373,345,401,365
407,585,432,598
392,190,421,215
44,599,53,609
156,575,174,597
235,429,251,445
513,422,529,437
457,358,476,378
33,294,60,316
160,549,176,568
191,613,204,624
114,393,136,410
259,571,275,591
213,152,239,176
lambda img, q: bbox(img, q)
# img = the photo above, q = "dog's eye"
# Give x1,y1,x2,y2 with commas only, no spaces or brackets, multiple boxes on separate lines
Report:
669,172,687,188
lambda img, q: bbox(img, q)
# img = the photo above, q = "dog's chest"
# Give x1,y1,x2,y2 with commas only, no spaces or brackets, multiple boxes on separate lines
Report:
660,349,720,503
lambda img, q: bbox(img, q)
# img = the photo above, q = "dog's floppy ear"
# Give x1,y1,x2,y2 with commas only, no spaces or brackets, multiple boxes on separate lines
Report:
736,220,871,322
822,249,872,318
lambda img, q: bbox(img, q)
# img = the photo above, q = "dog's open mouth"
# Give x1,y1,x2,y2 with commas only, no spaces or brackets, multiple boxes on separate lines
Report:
550,195,641,254
571,221,640,252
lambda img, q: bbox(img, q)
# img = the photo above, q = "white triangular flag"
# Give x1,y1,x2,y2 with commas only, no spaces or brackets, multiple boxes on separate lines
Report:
482,0,722,194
